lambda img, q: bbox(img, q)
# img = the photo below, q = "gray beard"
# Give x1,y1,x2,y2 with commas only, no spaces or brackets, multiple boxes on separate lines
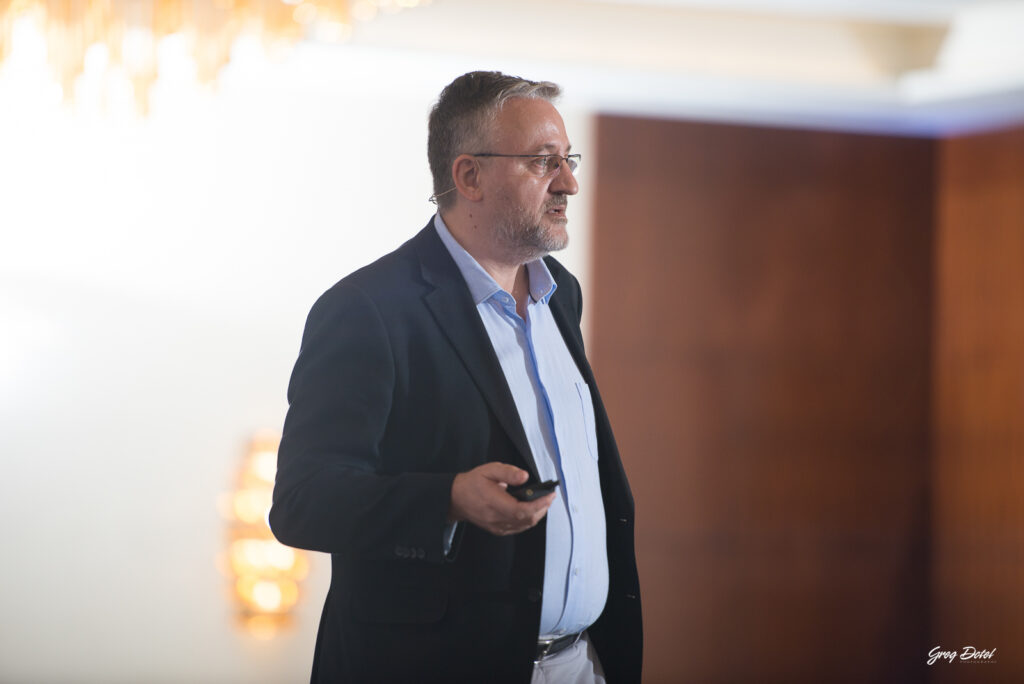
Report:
493,205,568,264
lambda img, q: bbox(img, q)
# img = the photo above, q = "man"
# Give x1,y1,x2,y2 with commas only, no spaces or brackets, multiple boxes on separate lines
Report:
270,71,641,684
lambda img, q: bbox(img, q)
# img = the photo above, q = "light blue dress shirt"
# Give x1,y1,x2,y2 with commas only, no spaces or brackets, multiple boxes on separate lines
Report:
433,214,608,637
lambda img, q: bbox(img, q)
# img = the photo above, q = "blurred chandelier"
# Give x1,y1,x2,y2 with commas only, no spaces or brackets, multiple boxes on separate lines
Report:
0,0,427,112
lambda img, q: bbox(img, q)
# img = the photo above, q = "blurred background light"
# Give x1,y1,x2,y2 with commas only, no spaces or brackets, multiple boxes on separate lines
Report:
219,432,309,640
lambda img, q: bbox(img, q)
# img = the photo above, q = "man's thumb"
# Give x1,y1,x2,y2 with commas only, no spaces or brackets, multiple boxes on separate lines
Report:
483,462,528,485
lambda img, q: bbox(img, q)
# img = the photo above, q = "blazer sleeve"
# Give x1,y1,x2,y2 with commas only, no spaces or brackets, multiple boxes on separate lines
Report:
269,280,456,564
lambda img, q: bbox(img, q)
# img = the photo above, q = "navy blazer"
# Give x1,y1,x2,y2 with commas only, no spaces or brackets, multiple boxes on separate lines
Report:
271,221,642,683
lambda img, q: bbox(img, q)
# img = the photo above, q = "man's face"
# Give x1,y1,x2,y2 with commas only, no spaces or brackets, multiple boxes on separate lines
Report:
481,98,579,263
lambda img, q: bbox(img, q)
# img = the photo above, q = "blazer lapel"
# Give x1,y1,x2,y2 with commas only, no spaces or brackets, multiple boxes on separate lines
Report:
413,226,542,481
547,280,595,387
546,267,636,516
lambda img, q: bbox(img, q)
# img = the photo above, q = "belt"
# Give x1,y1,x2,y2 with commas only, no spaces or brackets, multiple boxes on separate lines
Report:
535,632,583,661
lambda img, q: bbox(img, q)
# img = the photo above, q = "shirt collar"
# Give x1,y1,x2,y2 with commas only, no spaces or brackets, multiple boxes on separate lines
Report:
433,213,557,306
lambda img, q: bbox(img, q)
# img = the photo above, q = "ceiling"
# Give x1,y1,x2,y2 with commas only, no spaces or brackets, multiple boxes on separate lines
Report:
335,0,1024,135
3,0,1022,135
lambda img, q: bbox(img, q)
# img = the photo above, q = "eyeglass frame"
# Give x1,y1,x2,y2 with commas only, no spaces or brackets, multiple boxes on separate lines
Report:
468,152,581,177
428,152,581,205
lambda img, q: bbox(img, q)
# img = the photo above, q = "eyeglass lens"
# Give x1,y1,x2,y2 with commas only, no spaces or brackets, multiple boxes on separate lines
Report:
551,154,580,176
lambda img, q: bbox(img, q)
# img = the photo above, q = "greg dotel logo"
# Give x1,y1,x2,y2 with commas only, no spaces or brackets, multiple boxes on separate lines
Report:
927,646,997,665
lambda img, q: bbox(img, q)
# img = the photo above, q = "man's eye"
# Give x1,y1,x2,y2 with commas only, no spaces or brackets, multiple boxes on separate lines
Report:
531,157,552,172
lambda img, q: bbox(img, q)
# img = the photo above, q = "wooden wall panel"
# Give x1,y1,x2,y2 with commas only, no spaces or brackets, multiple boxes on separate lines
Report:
932,125,1024,684
591,117,934,683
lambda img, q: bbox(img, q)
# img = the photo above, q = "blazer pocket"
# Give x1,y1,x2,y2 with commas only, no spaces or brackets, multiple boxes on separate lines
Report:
576,381,600,461
347,561,448,624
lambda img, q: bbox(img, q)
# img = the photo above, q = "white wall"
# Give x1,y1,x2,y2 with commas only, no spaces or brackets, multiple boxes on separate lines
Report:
0,40,594,683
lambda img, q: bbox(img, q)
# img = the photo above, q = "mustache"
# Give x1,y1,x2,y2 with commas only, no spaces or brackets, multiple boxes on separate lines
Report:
545,197,568,210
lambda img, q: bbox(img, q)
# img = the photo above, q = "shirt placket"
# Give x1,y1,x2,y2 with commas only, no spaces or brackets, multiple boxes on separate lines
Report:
526,301,588,634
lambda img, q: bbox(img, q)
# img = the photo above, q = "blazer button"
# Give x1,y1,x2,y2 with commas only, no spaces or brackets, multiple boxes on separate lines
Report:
395,545,407,558
415,548,425,559
527,588,542,603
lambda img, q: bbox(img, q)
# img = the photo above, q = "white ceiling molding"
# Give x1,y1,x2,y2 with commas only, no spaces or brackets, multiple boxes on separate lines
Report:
583,0,974,25
333,0,1024,135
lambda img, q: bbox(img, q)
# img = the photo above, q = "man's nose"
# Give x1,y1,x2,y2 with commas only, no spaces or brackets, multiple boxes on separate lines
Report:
550,160,579,195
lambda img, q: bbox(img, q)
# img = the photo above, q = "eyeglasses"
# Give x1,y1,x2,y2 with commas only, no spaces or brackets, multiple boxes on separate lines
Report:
470,152,581,178
427,152,581,205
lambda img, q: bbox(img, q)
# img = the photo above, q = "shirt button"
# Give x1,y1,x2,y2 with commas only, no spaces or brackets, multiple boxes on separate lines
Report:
572,505,579,513
573,567,580,576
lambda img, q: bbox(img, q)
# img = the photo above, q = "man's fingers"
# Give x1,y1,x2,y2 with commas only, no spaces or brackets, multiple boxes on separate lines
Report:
450,464,555,535
478,462,529,486
498,492,556,531
527,492,557,518
519,491,556,512
478,492,555,534
501,488,555,518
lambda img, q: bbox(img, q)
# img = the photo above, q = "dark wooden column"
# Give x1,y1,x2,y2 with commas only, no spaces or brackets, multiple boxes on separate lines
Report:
590,116,934,684
931,125,1024,684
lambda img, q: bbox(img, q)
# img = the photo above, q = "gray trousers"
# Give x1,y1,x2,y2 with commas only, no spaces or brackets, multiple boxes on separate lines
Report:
531,632,606,684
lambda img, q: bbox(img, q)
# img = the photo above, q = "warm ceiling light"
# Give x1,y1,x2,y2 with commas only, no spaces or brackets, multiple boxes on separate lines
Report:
0,0,429,113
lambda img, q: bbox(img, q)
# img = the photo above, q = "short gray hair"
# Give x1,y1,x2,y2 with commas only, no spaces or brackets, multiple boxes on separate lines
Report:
428,71,560,209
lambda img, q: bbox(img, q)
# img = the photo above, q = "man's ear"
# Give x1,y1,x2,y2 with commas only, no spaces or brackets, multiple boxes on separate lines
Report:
451,154,484,203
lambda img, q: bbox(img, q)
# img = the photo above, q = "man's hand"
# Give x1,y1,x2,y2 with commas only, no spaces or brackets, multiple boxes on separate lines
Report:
448,462,556,536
